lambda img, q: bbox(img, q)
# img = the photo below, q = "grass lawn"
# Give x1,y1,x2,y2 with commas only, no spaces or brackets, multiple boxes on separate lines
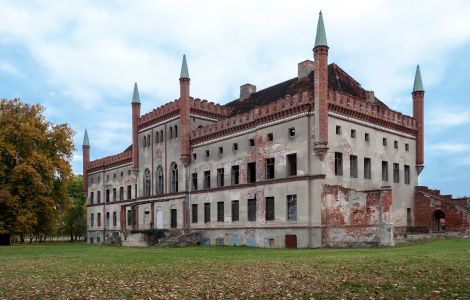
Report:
0,239,469,299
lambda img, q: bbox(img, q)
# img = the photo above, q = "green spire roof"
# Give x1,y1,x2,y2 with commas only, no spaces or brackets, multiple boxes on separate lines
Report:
132,82,140,103
413,65,424,92
83,129,90,147
314,11,328,48
180,54,189,79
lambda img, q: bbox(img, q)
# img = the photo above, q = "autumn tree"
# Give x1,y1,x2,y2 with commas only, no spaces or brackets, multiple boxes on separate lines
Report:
61,175,87,242
0,98,74,242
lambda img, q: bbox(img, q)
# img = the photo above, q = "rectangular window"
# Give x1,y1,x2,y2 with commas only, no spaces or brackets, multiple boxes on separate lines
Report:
351,129,356,138
336,125,341,135
266,158,275,180
97,212,101,227
383,138,387,146
249,138,255,146
382,161,389,181
205,150,210,157
204,171,211,189
289,127,295,137
335,152,343,176
113,211,117,227
394,140,398,149
192,204,198,223
90,213,94,227
170,209,177,228
113,188,116,202
287,195,297,221
407,208,412,226
217,201,224,222
126,185,131,200
404,165,410,184
218,147,223,155
265,197,275,221
231,200,239,222
90,192,94,205
287,153,297,176
267,133,273,142
204,203,211,223
393,163,400,183
192,153,197,160
127,210,132,226
405,143,409,151
233,143,238,151
191,173,198,191
231,165,239,185
97,191,101,204
106,212,110,227
365,133,370,142
217,168,224,187
119,187,124,201
247,162,256,183
134,184,137,198
106,189,110,203
350,155,358,178
248,199,256,221
364,158,371,179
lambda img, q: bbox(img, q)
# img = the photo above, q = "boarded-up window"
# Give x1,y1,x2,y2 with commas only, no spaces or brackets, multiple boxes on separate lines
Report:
248,198,256,221
265,197,275,221
232,200,239,222
287,195,297,221
217,202,224,222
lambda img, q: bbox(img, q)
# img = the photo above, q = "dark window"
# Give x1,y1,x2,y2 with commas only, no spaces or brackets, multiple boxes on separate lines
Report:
97,212,101,227
106,189,110,203
248,198,256,221
364,158,371,179
365,133,370,142
144,169,151,197
204,171,211,189
157,166,164,195
217,168,224,187
170,209,177,228
382,161,389,181
350,155,358,178
335,152,343,176
113,188,116,202
265,197,275,221
127,210,132,226
160,130,163,142
247,162,256,183
169,127,173,139
155,132,159,143
90,192,94,205
192,204,198,223
174,125,178,138
127,185,131,200
191,173,198,191
394,140,398,149
383,138,387,146
231,165,239,185
404,165,410,184
106,212,110,227
233,143,238,151
218,146,223,156
336,125,341,135
113,211,117,227
289,127,295,137
134,184,137,198
217,202,224,222
287,153,297,176
171,163,178,192
351,129,356,138
119,187,124,201
405,143,409,151
90,213,94,227
393,163,400,183
267,133,273,142
249,138,255,146
407,208,412,226
287,195,297,220
266,158,275,180
143,136,147,147
231,200,239,222
205,150,210,157
204,203,211,223
97,191,101,203
192,153,197,160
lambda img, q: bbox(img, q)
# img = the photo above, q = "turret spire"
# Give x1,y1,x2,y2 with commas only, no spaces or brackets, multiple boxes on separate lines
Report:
132,82,140,103
413,65,424,92
180,54,189,79
83,129,90,147
314,11,328,48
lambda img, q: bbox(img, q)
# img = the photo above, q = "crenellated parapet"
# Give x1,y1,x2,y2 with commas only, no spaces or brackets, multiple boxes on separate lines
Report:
191,91,311,145
328,90,417,136
191,98,232,119
87,149,132,173
138,100,180,130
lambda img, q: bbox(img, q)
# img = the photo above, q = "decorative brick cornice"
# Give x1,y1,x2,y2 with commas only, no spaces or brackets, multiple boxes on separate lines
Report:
87,150,132,173
138,99,180,130
190,98,232,120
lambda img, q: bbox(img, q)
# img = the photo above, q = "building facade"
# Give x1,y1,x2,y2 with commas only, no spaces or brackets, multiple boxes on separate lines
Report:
83,12,466,247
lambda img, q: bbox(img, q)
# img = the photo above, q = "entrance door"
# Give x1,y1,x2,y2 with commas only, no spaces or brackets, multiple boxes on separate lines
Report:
156,210,163,229
285,235,297,248
433,210,446,232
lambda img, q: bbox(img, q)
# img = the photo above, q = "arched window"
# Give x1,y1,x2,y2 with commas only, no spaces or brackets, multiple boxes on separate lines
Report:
156,166,164,195
144,169,151,197
160,130,163,142
148,134,151,146
143,136,147,147
174,125,178,138
155,132,159,144
170,163,178,193
170,127,173,139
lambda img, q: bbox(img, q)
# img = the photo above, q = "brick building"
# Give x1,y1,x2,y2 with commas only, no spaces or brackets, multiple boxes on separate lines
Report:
83,12,469,247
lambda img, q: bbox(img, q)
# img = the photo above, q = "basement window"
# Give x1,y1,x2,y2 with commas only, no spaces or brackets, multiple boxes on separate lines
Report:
247,162,256,183
289,127,296,137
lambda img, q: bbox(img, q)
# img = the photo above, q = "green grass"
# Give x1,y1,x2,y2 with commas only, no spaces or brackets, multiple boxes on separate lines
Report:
1,239,469,299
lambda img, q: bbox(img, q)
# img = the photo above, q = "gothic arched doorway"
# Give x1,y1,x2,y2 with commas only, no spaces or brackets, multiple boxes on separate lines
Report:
432,210,446,232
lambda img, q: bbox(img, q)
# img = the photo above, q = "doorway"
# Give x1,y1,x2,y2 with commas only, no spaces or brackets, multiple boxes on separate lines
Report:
432,210,446,232
285,235,297,248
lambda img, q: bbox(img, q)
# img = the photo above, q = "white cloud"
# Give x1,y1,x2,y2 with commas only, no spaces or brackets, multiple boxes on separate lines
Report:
428,110,470,128
428,143,470,154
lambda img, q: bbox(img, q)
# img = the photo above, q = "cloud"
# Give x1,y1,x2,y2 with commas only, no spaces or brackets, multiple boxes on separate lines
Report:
0,61,22,77
428,143,470,154
428,109,470,128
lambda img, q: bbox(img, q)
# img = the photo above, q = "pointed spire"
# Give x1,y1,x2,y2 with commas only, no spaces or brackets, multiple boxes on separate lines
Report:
314,11,328,48
413,65,424,92
132,82,140,103
180,54,189,79
83,129,90,147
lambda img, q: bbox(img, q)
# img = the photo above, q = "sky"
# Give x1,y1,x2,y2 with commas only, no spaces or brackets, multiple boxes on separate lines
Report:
0,0,469,197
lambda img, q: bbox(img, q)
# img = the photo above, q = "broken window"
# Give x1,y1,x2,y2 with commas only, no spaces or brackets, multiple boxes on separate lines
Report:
265,197,275,221
217,201,224,222
248,198,256,221
204,170,211,189
231,165,239,185
336,125,341,135
156,166,164,195
247,162,256,183
266,157,275,180
170,209,177,228
267,133,273,142
364,157,371,179
232,200,239,222
393,163,400,183
192,204,198,223
365,133,370,142
287,153,297,176
204,203,211,223
218,146,223,156
383,138,387,146
382,161,389,181
233,143,238,151
249,138,255,146
404,165,410,184
335,152,343,176
217,168,224,187
191,173,198,191
289,127,295,137
287,195,297,221
351,129,356,138
350,155,358,178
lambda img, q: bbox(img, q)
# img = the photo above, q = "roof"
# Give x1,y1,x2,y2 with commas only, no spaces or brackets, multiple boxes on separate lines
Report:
225,63,388,116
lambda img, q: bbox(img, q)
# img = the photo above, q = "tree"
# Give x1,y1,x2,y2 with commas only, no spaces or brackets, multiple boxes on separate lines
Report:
61,175,87,242
0,99,74,242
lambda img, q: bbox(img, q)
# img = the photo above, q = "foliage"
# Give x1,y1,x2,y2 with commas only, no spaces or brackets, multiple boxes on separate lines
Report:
61,175,87,241
0,99,74,237
0,239,469,299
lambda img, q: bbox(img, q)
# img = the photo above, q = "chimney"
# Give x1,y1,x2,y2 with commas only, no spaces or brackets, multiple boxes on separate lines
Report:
240,84,256,100
298,60,314,78
366,90,375,103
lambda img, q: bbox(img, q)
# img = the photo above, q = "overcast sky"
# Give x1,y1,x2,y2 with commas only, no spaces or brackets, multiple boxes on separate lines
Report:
1,0,469,196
